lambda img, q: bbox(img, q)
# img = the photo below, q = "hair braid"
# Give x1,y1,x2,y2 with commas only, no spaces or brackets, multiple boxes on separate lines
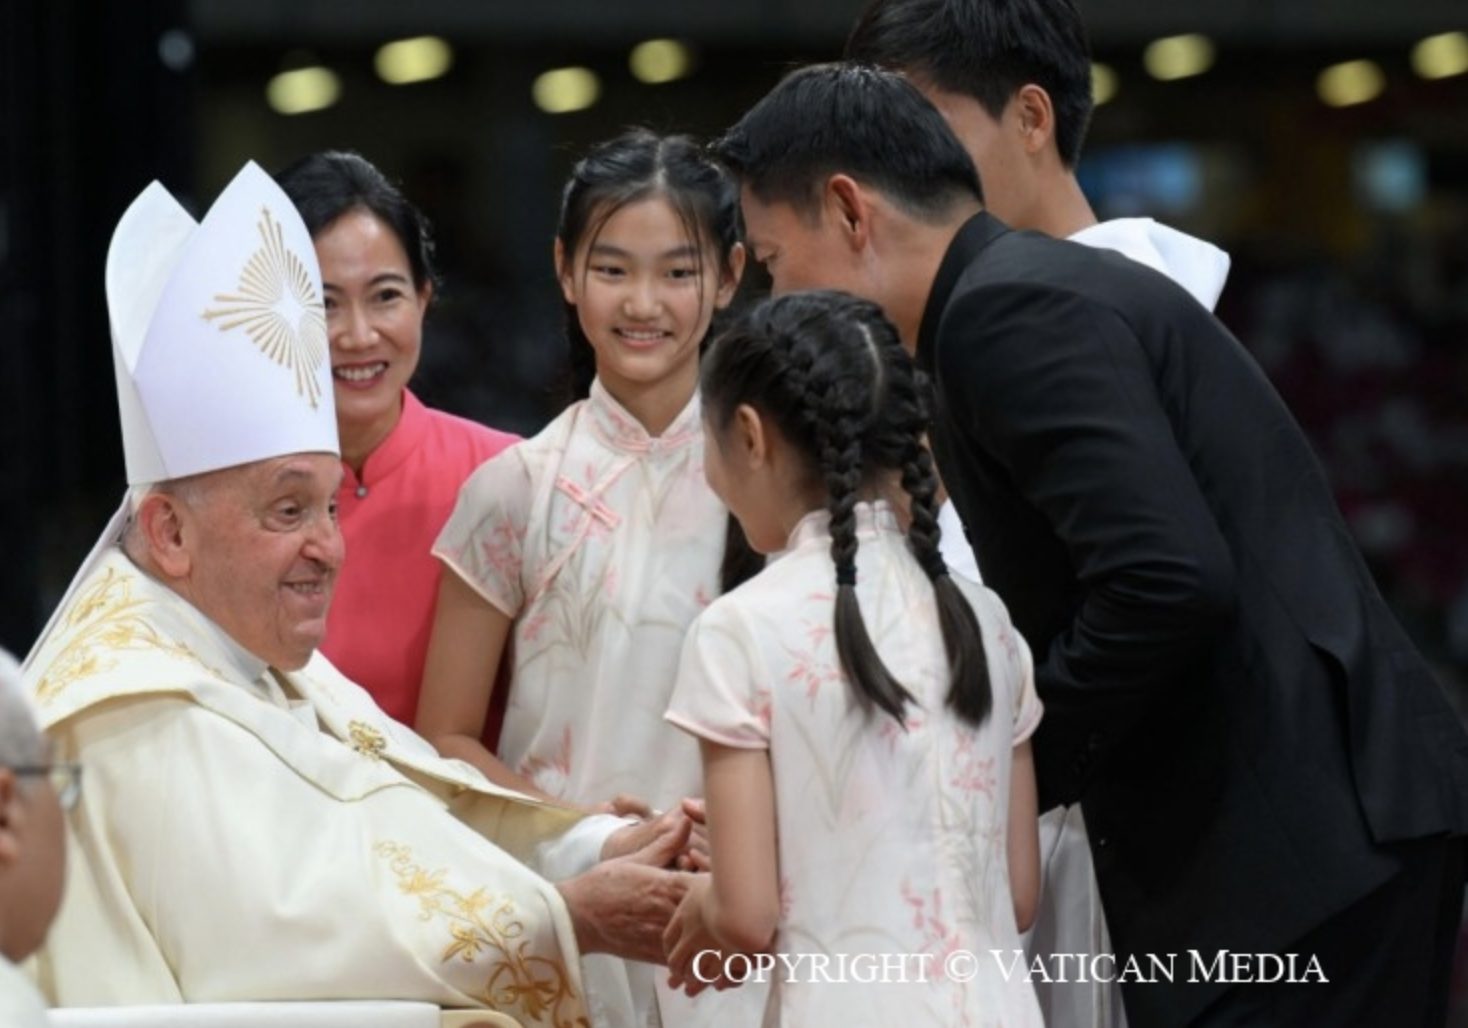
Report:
901,439,949,581
818,405,864,586
900,434,993,724
701,289,997,726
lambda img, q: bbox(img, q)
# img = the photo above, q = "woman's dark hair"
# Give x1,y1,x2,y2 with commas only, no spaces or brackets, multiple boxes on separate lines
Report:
275,150,438,293
555,128,743,402
701,290,991,726
556,129,758,594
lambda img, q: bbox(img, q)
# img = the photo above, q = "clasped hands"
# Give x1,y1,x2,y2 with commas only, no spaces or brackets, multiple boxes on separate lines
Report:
559,796,711,964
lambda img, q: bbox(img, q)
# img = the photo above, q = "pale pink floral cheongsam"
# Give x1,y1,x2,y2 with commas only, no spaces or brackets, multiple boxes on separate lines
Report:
435,378,724,810
667,501,1045,1027
435,380,737,1028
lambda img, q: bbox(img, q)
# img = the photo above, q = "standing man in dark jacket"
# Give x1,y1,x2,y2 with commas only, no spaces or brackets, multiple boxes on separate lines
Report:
715,62,1468,1027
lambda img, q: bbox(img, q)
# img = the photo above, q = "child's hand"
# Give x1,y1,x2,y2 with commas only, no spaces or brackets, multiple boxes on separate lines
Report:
600,808,692,866
675,796,711,872
599,793,655,819
664,876,728,996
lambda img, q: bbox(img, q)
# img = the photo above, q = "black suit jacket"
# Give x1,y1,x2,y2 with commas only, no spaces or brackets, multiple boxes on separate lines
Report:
918,213,1468,1025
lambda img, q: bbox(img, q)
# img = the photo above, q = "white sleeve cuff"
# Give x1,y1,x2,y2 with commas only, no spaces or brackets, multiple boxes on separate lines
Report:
532,813,631,881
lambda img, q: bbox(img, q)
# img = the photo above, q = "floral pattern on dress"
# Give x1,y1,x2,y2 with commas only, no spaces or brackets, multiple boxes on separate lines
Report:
951,732,998,799
436,379,724,815
518,724,574,799
666,501,1044,1026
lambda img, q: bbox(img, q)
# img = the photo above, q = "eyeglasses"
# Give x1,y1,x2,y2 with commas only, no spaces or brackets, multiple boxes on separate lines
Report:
11,763,83,811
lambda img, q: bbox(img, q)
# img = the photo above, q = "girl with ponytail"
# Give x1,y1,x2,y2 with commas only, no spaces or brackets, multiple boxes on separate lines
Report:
664,290,1044,1026
419,129,760,1027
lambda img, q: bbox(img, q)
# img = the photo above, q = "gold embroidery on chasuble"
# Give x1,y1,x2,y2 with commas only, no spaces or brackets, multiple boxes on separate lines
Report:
375,842,587,1028
347,720,388,760
201,205,328,409
35,567,223,703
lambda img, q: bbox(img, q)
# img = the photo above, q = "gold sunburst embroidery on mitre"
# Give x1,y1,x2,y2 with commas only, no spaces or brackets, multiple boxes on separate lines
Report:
202,205,328,408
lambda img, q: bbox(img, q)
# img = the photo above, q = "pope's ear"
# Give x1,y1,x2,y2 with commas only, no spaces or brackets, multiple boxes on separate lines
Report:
133,491,193,578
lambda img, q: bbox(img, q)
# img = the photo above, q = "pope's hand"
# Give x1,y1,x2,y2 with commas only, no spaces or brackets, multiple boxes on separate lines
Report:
558,821,697,964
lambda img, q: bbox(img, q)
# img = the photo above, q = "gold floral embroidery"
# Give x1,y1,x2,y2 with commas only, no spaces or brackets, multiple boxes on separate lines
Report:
35,567,219,703
347,720,387,760
375,842,587,1028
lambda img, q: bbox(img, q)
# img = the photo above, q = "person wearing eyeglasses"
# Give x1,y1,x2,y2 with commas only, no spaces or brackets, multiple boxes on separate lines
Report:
0,648,69,1027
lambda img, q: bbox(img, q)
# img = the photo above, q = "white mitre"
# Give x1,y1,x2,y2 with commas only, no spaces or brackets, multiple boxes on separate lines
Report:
25,161,338,668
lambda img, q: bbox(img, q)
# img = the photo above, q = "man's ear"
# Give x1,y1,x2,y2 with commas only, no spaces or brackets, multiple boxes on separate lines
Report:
0,770,20,867
825,174,872,252
1013,83,1057,157
715,243,747,309
134,491,193,579
553,237,576,306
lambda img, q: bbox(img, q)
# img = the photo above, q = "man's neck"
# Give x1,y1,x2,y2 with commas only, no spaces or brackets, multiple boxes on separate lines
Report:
1024,171,1098,240
893,200,983,354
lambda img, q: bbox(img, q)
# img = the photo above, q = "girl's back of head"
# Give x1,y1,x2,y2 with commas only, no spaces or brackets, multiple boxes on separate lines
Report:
701,290,992,727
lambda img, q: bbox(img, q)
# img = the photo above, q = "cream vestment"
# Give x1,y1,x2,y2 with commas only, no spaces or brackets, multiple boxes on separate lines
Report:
24,549,621,1027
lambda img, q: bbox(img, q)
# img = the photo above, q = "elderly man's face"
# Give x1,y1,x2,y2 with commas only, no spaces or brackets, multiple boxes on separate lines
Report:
182,453,344,670
0,759,67,962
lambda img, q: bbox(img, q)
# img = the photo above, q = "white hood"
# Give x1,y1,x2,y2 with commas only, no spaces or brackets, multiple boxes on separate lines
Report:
1069,217,1231,311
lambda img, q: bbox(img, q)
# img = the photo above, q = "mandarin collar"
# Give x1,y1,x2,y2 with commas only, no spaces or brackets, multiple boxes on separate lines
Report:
785,499,902,551
342,389,428,491
916,211,1011,376
587,378,702,455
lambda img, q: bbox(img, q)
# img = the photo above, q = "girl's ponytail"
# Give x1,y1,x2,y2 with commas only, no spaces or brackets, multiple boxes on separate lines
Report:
901,435,992,725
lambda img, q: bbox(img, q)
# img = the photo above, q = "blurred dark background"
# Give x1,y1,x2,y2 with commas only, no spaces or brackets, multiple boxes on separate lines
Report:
3,0,1466,690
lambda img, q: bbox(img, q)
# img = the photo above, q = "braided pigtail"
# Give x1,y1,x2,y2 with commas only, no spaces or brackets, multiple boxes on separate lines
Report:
901,433,992,726
815,383,916,723
704,290,954,725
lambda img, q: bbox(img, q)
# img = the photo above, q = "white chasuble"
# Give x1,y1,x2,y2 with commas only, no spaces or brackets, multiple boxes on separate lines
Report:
23,549,619,1027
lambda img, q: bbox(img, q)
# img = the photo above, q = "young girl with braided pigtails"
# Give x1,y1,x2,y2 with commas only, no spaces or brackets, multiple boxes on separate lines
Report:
663,290,1044,1026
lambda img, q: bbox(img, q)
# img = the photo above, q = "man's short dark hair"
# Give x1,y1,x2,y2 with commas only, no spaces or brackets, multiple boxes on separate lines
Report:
714,63,982,222
846,0,1094,168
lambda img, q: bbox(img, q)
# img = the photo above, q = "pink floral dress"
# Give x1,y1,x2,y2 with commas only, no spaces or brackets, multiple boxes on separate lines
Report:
667,501,1045,1026
435,379,725,811
435,381,734,1028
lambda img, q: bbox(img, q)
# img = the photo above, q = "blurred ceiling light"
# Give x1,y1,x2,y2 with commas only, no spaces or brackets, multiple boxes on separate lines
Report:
375,36,453,85
1091,62,1118,105
532,67,600,114
1317,59,1385,107
1411,31,1468,80
1143,34,1215,81
157,29,194,72
267,67,341,115
630,39,695,84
